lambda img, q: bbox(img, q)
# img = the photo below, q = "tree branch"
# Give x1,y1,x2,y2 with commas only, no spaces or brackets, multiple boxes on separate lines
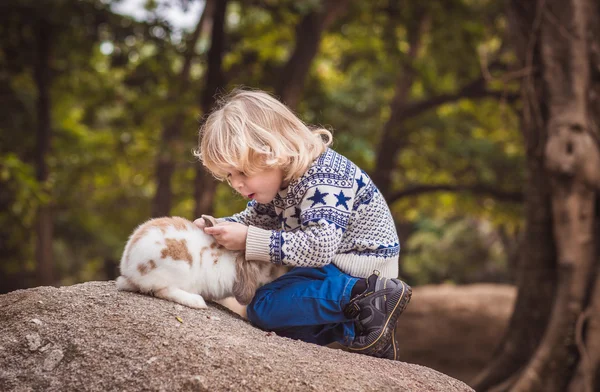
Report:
274,0,350,109
179,0,215,87
372,8,430,196
400,77,520,119
387,183,523,204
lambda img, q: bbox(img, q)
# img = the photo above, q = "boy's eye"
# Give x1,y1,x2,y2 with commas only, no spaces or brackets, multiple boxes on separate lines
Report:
226,171,247,181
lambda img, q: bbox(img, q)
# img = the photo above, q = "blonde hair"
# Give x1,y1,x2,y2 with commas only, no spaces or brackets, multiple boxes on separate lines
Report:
194,89,332,182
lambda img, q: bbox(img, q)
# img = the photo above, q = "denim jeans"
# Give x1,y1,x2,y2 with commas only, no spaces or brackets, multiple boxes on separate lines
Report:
247,263,358,346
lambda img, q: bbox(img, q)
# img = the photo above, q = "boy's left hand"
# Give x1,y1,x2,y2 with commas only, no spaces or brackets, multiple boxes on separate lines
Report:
204,222,248,251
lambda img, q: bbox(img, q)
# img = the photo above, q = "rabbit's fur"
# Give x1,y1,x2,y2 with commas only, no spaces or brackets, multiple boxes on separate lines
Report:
116,216,287,309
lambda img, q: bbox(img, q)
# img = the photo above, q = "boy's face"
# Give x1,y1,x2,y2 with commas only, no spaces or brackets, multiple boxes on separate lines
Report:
227,167,285,204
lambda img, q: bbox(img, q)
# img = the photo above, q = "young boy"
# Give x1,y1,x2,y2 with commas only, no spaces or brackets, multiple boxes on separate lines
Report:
193,89,411,359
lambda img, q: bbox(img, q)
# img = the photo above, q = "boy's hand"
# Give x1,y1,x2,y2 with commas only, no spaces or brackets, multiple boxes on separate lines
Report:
204,222,248,251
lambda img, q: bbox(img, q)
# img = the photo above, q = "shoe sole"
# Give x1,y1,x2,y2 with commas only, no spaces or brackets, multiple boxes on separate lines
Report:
347,281,412,356
392,326,398,360
382,326,399,360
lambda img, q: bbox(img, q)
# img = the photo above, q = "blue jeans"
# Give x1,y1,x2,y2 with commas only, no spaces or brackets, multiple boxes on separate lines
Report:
247,263,358,346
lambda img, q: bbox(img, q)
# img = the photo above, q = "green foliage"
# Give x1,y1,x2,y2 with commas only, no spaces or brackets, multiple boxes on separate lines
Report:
402,217,509,285
0,154,43,276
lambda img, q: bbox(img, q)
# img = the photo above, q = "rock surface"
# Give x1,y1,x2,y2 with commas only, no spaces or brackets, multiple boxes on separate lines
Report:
0,281,474,392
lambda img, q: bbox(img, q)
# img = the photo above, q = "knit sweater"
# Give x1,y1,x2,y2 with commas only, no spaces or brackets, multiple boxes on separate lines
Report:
223,149,400,279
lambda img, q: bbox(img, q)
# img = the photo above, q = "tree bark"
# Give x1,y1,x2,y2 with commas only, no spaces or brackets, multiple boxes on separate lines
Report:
511,0,598,389
471,2,557,390
571,240,600,392
194,0,228,217
275,0,349,110
151,0,215,217
474,1,600,391
34,19,54,287
470,131,557,392
576,12,600,388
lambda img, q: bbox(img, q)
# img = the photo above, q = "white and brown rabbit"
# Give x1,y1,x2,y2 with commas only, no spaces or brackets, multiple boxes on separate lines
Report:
116,216,287,309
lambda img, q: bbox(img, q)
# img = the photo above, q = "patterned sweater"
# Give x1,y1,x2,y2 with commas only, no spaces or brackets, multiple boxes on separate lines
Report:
224,149,400,279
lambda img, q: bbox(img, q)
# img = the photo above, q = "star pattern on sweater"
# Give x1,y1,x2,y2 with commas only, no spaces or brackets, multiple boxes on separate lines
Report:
307,187,329,207
356,175,366,192
334,190,351,210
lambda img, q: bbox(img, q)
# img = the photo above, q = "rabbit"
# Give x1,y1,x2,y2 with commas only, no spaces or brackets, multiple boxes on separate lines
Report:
116,216,288,309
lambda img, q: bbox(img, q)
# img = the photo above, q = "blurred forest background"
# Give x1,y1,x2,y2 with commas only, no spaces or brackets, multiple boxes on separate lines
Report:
1,0,599,391
1,0,522,291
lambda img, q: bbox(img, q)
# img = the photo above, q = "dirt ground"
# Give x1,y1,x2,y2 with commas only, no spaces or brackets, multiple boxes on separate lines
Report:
0,281,474,392
396,283,517,384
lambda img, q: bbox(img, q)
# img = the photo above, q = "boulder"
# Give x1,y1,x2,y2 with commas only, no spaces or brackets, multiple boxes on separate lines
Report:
0,281,473,392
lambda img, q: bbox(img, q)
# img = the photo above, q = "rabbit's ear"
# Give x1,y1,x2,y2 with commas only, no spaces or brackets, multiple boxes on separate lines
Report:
232,254,260,305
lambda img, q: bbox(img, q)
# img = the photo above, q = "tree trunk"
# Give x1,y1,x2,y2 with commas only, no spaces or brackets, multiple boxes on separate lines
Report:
474,1,600,391
34,19,54,287
575,13,600,389
470,128,557,392
571,233,600,392
151,0,215,217
275,0,349,110
471,3,556,389
194,0,228,217
371,11,427,198
194,168,217,218
511,1,598,389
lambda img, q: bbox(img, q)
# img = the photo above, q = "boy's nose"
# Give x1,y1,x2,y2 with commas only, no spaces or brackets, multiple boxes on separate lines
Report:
232,179,244,191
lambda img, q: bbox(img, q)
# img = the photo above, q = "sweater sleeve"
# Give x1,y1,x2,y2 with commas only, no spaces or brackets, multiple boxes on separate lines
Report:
245,185,355,267
222,200,280,230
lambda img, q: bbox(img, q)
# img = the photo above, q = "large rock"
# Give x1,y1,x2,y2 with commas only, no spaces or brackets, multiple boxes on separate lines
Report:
0,281,473,392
